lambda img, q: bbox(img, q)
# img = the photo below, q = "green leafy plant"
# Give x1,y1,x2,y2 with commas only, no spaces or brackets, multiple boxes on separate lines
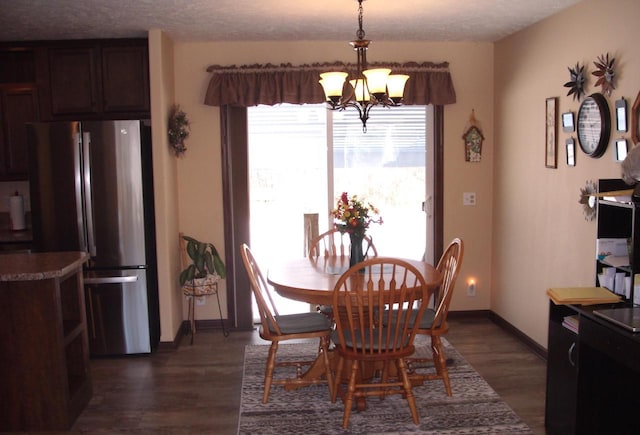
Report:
179,235,226,286
168,104,190,157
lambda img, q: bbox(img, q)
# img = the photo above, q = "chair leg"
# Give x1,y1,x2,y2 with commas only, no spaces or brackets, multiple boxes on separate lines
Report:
262,341,279,403
397,357,420,424
342,359,359,429
320,336,334,400
332,354,345,403
380,360,390,399
431,335,452,396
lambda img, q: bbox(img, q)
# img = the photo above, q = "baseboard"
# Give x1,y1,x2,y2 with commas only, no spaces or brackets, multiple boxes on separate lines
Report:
488,311,548,361
447,310,547,361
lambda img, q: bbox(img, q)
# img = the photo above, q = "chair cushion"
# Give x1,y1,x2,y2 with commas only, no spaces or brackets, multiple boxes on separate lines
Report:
331,328,410,351
272,312,332,334
385,308,437,329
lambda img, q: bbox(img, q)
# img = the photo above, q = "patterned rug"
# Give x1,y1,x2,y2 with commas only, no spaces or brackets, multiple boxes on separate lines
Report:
238,338,532,434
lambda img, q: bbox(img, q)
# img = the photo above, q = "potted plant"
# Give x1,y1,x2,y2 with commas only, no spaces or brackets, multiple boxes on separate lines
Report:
179,235,226,295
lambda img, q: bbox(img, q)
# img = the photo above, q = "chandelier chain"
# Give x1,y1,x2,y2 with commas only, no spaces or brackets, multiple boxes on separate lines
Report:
356,0,365,40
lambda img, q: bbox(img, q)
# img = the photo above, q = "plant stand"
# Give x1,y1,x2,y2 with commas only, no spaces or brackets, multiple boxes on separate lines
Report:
183,276,228,344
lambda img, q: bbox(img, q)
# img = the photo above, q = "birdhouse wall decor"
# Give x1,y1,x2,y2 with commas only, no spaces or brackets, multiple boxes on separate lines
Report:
463,109,485,162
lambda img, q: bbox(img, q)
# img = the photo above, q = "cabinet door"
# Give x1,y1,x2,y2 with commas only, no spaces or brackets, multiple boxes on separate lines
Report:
101,45,149,113
48,47,99,115
545,308,578,434
0,86,39,180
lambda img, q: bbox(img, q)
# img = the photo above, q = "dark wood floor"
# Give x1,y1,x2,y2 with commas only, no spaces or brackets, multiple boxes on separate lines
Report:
63,314,547,434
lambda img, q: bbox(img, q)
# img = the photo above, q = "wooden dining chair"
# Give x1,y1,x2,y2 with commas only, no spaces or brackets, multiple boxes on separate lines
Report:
308,228,377,259
309,228,378,319
239,243,334,403
406,238,464,396
330,257,431,429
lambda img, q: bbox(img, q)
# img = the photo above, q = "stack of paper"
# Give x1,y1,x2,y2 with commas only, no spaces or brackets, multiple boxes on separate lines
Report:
562,315,579,333
547,287,622,305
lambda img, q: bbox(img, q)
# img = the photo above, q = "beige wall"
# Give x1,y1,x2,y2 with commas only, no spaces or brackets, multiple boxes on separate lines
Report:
493,0,640,346
148,29,184,342
154,40,495,339
152,0,639,348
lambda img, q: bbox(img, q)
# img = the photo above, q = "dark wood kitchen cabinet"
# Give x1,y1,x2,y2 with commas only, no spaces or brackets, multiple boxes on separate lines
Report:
47,46,99,115
43,39,149,120
0,85,39,180
0,47,39,180
0,252,92,431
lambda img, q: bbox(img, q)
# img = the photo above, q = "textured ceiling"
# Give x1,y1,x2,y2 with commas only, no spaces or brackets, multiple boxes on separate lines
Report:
0,0,583,43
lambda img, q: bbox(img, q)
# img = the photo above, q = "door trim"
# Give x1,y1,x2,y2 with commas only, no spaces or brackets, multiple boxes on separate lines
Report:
221,105,444,329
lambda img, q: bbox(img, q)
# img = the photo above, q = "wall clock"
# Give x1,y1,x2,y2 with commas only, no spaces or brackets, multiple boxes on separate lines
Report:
577,93,611,158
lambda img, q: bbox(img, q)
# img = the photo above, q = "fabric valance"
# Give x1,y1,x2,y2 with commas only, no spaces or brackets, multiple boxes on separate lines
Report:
204,61,456,107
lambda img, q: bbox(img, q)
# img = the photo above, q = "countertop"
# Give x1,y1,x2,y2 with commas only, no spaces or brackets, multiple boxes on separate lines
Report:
0,251,89,282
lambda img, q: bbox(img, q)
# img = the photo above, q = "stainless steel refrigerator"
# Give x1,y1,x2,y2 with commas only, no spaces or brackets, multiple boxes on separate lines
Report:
27,120,159,356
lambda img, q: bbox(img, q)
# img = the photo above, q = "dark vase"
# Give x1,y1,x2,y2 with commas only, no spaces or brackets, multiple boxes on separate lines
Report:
349,233,365,268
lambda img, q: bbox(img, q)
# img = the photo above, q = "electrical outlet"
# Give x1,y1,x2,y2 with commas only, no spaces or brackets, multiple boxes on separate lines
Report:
467,282,476,297
196,296,206,306
463,192,476,206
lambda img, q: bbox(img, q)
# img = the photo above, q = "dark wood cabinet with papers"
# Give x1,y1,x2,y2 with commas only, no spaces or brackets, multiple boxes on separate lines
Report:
546,302,640,434
546,180,640,433
595,178,640,303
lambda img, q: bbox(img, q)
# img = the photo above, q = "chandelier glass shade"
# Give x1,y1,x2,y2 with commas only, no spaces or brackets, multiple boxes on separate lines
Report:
319,0,409,131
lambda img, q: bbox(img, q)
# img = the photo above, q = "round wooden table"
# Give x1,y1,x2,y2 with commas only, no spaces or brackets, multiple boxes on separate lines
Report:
267,256,442,306
267,255,442,409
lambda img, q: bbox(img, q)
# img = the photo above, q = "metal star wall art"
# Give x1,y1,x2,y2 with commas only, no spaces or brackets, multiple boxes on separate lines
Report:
564,62,585,101
592,53,615,97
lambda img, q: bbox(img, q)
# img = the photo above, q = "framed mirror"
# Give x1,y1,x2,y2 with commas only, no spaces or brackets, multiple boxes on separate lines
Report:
566,138,576,166
562,112,575,133
616,138,628,162
616,98,627,132
632,91,640,145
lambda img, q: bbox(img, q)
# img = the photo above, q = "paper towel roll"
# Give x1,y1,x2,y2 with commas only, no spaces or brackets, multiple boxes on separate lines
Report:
9,194,26,231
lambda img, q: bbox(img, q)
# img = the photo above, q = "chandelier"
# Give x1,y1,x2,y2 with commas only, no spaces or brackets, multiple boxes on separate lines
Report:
319,0,409,132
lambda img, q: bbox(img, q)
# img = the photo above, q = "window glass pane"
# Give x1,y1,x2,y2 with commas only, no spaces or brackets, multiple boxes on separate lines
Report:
248,104,328,261
332,106,427,259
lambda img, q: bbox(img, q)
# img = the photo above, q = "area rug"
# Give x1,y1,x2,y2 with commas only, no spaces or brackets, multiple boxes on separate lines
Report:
238,338,532,434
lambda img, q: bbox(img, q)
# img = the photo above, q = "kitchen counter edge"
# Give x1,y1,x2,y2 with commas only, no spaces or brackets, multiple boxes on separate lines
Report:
0,251,89,281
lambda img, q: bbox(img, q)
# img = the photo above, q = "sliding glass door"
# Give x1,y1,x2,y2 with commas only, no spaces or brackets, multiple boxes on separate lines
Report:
248,103,432,314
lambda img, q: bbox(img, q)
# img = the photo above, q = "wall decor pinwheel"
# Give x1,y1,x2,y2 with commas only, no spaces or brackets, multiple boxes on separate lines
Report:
564,62,585,101
592,53,615,97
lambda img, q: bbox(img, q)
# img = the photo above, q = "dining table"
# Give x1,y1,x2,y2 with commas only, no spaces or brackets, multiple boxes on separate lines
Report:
267,255,443,408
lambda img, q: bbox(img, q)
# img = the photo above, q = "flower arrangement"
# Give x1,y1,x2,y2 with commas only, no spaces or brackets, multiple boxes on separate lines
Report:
168,104,190,157
332,192,383,238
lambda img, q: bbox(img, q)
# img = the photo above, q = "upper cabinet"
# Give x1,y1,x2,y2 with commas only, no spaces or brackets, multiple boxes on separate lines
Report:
41,39,150,120
0,39,149,181
0,86,39,180
47,46,99,116
0,47,39,181
101,45,150,114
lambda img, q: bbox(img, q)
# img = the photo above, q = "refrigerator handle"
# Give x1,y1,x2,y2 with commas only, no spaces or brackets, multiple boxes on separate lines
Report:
87,289,97,339
84,275,139,285
83,132,97,257
74,131,88,253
